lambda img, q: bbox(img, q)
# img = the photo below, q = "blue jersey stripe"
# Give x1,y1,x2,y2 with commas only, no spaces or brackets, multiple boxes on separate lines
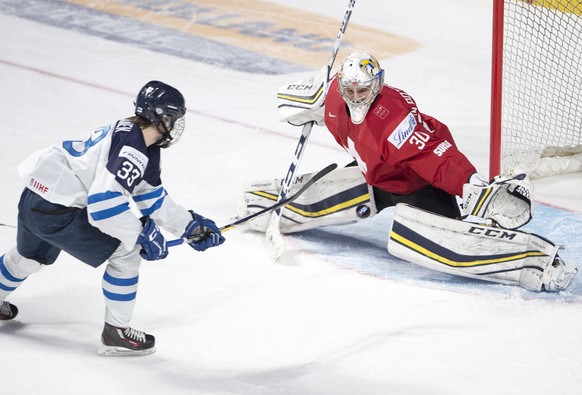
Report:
90,202,130,221
139,195,166,217
133,187,165,202
88,190,123,204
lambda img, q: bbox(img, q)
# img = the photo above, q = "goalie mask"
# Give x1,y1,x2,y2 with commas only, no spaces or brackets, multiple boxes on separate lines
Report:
338,52,384,124
135,81,186,148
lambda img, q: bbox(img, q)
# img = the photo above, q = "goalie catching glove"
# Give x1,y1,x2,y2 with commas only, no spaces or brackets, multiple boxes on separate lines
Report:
277,66,328,127
462,173,533,230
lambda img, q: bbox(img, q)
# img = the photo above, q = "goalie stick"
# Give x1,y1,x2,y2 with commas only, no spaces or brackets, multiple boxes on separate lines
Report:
167,163,338,247
266,0,357,260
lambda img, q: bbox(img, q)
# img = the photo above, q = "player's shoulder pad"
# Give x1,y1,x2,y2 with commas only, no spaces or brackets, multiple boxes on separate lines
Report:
107,120,152,191
118,145,149,176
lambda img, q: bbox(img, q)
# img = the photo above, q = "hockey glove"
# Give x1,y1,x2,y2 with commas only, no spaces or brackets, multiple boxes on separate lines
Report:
137,217,168,261
462,173,533,229
182,211,225,252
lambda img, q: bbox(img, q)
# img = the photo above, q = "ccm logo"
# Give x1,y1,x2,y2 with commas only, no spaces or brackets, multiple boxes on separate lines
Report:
468,226,517,240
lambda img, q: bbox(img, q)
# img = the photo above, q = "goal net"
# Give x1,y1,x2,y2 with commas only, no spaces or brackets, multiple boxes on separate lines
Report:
489,0,582,179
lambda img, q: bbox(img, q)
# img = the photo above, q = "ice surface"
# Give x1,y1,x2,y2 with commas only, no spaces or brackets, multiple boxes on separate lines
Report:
1,1,581,394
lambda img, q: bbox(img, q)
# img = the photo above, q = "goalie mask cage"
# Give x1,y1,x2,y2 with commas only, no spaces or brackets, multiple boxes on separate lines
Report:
489,0,582,179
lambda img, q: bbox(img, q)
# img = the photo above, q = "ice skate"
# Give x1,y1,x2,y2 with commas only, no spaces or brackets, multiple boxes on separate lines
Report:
97,322,156,356
542,255,578,292
0,301,18,321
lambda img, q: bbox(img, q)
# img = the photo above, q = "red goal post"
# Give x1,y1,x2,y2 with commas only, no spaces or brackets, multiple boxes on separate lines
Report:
489,0,582,179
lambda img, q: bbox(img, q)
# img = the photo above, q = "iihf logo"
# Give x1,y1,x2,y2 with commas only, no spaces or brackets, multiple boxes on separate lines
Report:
30,178,49,194
374,105,389,119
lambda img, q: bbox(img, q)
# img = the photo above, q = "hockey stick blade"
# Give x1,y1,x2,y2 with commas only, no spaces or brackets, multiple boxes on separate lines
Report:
167,163,338,247
265,122,314,260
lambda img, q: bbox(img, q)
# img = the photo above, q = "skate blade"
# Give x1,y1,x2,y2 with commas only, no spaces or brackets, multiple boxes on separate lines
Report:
97,345,157,357
557,268,578,291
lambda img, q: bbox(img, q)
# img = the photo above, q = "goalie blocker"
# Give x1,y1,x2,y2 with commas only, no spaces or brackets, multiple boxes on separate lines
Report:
389,203,577,292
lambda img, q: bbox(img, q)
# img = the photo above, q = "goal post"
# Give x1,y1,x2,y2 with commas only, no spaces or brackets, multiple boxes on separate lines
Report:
489,0,582,180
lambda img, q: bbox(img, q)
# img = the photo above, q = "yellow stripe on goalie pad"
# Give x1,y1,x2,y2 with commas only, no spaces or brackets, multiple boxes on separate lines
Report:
250,188,369,218
387,204,567,291
389,224,546,268
277,84,325,105
470,187,493,216
388,203,551,272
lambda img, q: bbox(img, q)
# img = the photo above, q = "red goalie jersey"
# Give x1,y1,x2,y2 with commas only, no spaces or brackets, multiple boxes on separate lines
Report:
324,76,476,197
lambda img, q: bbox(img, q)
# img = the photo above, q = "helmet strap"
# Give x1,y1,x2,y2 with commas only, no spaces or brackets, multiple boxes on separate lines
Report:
153,115,173,148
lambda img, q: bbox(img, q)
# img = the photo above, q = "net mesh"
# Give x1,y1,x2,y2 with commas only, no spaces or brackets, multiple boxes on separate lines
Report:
501,0,582,175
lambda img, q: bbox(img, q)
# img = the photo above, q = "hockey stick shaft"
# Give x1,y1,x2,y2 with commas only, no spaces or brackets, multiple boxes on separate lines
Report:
266,0,356,258
272,122,313,215
167,163,337,247
273,0,356,210
325,0,356,81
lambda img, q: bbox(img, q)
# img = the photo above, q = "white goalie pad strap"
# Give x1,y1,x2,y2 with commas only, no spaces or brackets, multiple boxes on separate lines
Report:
277,66,327,126
239,166,377,234
462,173,533,229
387,203,576,292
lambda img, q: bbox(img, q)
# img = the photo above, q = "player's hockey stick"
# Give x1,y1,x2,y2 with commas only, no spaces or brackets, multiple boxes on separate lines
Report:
265,0,357,261
167,163,338,247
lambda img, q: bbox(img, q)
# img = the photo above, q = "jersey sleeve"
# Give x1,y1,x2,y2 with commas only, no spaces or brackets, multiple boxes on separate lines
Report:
87,168,143,251
132,182,192,237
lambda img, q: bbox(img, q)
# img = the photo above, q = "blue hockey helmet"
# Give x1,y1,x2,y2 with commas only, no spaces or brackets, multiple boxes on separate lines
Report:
135,81,186,148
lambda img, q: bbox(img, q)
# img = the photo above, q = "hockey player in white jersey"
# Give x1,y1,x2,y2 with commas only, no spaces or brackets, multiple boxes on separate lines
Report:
0,81,225,356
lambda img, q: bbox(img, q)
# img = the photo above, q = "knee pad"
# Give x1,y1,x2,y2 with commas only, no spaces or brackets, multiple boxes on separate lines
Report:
3,247,43,278
106,244,142,278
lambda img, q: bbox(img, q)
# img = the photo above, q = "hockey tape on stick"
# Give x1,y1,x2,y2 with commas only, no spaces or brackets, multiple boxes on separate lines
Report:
167,163,338,247
266,0,357,260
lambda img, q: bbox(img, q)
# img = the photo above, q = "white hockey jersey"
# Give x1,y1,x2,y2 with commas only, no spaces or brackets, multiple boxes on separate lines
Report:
18,119,192,251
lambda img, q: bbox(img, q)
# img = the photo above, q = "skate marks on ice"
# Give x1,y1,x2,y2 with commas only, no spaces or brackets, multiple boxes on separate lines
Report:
285,205,582,302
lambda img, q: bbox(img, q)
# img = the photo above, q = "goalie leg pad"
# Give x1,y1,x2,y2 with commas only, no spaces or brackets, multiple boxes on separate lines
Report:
239,166,377,234
388,204,577,292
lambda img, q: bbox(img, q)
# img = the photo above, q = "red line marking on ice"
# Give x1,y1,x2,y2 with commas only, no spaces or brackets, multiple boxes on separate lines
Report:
538,200,582,214
0,58,335,149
